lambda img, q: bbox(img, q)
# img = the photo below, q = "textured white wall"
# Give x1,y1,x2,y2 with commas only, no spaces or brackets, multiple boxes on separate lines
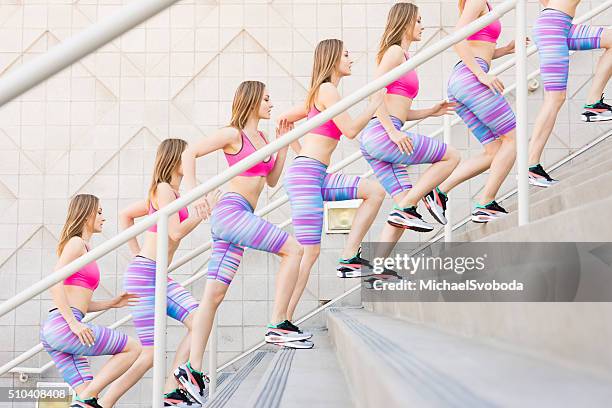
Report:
0,1,609,405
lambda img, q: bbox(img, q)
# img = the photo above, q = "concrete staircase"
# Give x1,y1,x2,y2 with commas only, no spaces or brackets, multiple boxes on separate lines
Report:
203,329,354,408
201,130,612,408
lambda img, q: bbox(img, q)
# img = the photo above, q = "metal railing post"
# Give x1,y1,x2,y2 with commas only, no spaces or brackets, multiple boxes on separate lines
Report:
516,0,529,226
443,115,453,242
208,316,218,397
152,215,169,407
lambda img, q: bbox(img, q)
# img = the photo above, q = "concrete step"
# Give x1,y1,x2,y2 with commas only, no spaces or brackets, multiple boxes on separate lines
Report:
277,330,354,408
456,134,612,242
211,329,353,408
459,170,612,241
328,307,612,408
204,350,274,408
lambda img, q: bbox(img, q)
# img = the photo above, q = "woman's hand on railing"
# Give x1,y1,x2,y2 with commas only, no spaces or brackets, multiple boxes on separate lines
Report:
69,321,95,347
429,100,457,117
110,292,139,309
389,128,414,155
477,72,505,94
276,119,294,151
496,37,531,58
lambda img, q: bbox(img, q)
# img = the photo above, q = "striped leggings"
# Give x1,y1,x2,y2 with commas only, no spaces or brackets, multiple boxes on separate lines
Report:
40,307,128,388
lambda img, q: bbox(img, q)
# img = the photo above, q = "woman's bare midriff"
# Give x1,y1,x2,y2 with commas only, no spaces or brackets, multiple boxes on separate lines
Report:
63,285,93,315
298,133,339,166
546,0,579,17
465,41,496,67
385,94,414,123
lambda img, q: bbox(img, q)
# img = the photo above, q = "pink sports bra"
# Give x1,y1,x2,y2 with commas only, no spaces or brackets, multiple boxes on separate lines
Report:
148,191,189,233
224,130,276,177
307,106,343,140
386,51,419,99
63,243,100,291
466,2,502,44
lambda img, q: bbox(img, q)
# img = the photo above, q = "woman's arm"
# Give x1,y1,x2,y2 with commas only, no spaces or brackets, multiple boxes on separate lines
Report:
181,128,241,192
119,200,149,256
318,83,385,140
278,105,308,154
266,120,293,187
453,0,505,93
49,237,95,346
88,292,139,312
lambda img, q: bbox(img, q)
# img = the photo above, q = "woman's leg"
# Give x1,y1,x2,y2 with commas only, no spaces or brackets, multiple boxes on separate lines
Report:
189,239,242,372
481,130,516,204
397,146,460,208
528,91,566,167
99,347,154,407
287,243,320,321
271,237,303,324
339,178,385,259
586,30,612,104
79,337,141,400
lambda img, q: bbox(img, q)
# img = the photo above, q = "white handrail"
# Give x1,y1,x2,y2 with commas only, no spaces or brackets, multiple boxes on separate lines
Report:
0,0,182,107
5,1,610,381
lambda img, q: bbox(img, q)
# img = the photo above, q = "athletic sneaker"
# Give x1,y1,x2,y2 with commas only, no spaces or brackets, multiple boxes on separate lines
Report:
70,397,103,408
164,388,198,407
285,320,312,338
337,247,373,278
387,206,434,232
582,94,612,122
528,164,558,187
471,201,508,223
272,339,314,349
265,321,312,344
174,362,209,405
423,187,448,224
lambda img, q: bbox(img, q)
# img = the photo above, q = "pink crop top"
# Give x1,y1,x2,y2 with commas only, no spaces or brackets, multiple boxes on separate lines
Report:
148,191,189,233
386,51,419,99
307,106,342,140
63,244,100,291
224,130,276,177
466,2,502,43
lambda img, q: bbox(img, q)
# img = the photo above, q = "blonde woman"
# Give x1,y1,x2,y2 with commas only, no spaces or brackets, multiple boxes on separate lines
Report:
40,194,141,408
278,39,386,322
360,2,460,246
439,0,519,223
175,81,307,405
100,139,219,407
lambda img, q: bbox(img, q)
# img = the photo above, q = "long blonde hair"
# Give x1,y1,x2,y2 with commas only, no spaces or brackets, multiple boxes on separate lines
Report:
377,2,419,64
148,138,187,205
229,81,266,130
305,39,344,109
57,194,99,256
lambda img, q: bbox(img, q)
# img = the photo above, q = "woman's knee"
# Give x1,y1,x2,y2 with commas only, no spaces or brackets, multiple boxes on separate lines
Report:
279,237,304,259
124,337,142,355
545,90,567,107
205,284,229,308
444,146,461,166
303,244,321,261
360,179,386,202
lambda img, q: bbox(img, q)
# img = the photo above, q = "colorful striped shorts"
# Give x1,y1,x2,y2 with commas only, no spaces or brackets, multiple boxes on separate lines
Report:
359,116,447,198
284,156,361,245
448,58,517,145
208,192,289,285
40,307,128,388
533,8,604,92
124,256,198,347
